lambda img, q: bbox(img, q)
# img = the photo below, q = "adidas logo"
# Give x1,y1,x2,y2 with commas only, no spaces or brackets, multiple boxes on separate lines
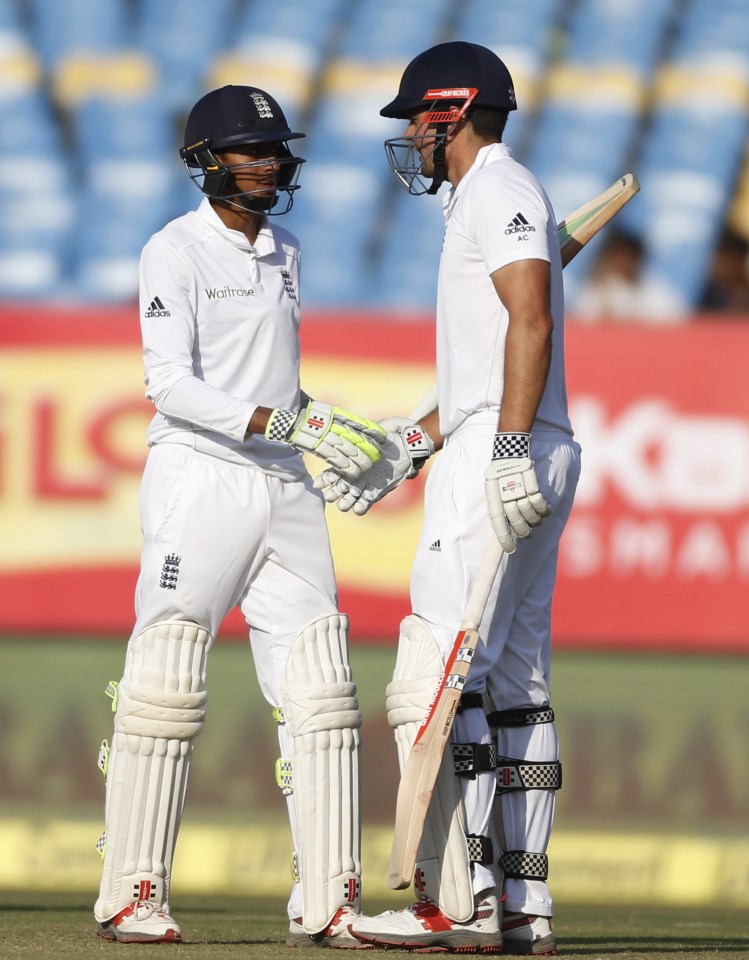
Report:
429,539,441,552
144,295,171,318
505,212,536,235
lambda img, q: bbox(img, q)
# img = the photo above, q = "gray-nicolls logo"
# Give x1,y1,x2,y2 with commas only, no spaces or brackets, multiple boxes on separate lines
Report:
159,554,181,590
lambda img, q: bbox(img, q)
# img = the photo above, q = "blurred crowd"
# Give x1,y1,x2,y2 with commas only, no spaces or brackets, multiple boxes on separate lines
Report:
575,226,749,323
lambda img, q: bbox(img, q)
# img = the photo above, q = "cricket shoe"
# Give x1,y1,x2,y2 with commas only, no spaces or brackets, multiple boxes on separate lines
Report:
96,900,182,943
287,905,373,948
348,895,503,953
501,912,556,956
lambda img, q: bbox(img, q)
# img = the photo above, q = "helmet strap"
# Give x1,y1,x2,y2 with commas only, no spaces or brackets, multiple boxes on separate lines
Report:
427,138,447,195
426,123,452,195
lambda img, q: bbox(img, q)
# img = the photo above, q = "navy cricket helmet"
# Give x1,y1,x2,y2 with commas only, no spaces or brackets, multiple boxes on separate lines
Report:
381,42,517,119
180,85,306,215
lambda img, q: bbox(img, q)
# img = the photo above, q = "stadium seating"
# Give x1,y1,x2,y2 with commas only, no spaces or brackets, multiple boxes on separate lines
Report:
451,0,564,154
25,0,130,68
289,0,455,305
0,0,746,312
618,0,749,313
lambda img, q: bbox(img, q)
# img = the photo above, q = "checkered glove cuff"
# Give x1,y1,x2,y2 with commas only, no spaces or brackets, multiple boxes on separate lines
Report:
492,432,531,459
266,407,297,442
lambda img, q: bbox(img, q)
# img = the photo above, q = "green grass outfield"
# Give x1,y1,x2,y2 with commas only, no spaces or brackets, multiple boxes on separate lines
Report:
1,893,747,959
2,640,749,913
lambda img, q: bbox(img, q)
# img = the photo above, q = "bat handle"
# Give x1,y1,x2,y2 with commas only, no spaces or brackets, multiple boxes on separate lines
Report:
460,538,503,632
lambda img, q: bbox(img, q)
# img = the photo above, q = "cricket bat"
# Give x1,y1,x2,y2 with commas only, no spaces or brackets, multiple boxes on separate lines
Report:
557,172,640,268
388,172,641,891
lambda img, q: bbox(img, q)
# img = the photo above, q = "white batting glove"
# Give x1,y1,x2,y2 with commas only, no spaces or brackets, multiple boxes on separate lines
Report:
314,417,434,515
266,400,387,482
484,432,551,554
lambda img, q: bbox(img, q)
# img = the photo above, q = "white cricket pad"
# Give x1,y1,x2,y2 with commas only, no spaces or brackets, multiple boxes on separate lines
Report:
386,615,474,922
282,614,362,934
95,620,211,921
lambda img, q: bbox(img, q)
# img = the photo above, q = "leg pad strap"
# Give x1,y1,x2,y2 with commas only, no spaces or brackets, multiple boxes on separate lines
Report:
496,757,562,792
487,705,555,727
452,742,498,779
500,850,549,881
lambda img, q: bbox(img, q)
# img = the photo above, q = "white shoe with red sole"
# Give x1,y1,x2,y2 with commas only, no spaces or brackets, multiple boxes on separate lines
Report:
96,900,181,943
348,895,503,953
502,912,557,955
287,905,372,948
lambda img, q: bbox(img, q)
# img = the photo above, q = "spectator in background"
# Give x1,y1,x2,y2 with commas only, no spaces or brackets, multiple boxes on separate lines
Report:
699,228,749,314
574,227,683,323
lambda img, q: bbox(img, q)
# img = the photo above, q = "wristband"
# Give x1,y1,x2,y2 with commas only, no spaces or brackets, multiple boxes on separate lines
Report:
491,432,530,459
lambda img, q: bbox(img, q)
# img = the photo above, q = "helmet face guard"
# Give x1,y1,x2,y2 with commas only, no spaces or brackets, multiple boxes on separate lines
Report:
181,140,305,215
384,87,478,195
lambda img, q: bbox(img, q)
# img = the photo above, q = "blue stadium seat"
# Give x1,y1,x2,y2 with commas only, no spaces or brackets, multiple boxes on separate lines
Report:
452,0,565,154
615,0,749,312
26,0,130,68
563,0,678,77
671,0,749,63
72,191,176,301
618,65,749,311
0,192,75,297
233,0,345,54
134,0,235,112
0,90,62,155
338,0,454,60
368,186,445,310
205,0,346,135
296,0,455,308
525,64,646,303
0,0,22,30
291,164,384,306
69,97,175,170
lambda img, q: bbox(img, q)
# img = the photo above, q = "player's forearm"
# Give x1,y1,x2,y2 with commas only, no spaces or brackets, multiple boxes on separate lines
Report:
498,310,552,433
246,406,272,437
150,373,257,442
491,259,553,434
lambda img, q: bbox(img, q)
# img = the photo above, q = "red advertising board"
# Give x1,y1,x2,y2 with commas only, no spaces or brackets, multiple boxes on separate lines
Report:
0,306,747,651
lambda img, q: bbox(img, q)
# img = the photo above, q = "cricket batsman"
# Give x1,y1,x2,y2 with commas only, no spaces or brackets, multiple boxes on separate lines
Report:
93,84,385,947
318,42,582,954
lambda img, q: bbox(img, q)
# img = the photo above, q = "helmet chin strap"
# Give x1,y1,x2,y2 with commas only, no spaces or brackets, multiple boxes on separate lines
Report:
426,120,455,195
427,138,447,195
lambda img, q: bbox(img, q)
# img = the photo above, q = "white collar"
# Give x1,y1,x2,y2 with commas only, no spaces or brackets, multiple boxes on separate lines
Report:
197,196,278,257
443,142,513,219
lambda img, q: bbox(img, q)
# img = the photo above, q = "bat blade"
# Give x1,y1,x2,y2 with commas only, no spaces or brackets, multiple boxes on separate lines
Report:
557,173,640,268
387,673,466,889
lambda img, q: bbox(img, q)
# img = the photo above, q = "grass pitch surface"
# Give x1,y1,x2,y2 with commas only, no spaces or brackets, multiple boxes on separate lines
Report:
1,893,746,959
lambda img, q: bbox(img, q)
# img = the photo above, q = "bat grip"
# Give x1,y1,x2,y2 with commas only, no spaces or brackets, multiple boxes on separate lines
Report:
460,538,503,632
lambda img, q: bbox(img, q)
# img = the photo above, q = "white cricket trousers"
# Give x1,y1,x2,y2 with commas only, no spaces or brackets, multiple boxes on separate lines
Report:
410,414,581,916
113,443,340,923
133,442,339,705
